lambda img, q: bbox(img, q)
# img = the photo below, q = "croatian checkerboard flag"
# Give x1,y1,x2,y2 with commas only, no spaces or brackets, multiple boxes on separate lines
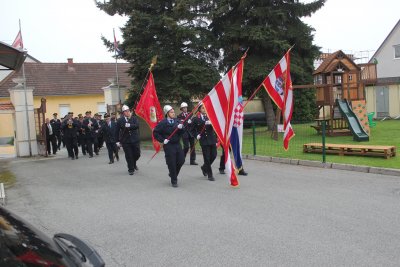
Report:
230,59,244,171
202,61,242,186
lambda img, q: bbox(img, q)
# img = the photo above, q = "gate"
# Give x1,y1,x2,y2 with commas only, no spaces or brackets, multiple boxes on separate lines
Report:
34,98,47,156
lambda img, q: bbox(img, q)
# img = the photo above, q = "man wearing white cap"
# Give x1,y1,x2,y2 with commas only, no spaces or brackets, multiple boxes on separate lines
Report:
116,105,141,175
177,102,198,165
153,105,185,188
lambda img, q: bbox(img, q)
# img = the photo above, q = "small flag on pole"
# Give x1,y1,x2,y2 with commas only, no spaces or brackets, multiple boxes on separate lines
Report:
12,30,23,49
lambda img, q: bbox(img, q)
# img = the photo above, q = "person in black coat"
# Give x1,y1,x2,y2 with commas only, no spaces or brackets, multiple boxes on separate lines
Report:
192,104,217,181
177,102,197,165
116,105,141,175
61,112,79,160
82,111,99,158
43,118,57,155
153,105,185,188
50,113,62,150
101,113,119,164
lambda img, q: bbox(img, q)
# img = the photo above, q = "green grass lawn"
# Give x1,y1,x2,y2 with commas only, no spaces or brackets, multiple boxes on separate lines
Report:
242,120,400,169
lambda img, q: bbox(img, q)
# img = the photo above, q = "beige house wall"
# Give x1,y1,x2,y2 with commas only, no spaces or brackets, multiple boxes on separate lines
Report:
0,94,105,139
365,84,400,118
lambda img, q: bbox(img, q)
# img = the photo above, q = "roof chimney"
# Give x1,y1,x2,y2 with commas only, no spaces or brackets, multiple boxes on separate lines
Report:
67,58,74,71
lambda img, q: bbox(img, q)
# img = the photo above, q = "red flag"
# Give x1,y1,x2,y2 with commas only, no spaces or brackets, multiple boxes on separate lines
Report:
12,30,23,49
135,72,163,152
283,52,295,150
202,57,245,187
262,50,295,150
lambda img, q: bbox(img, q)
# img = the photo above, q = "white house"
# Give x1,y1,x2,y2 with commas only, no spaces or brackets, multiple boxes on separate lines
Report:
366,19,400,119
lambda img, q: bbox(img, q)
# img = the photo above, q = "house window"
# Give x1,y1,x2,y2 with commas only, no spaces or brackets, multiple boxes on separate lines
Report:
314,75,323,85
59,104,70,119
97,102,106,115
395,44,400,59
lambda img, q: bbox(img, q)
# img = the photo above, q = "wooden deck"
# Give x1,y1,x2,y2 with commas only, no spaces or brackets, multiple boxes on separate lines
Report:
303,143,396,159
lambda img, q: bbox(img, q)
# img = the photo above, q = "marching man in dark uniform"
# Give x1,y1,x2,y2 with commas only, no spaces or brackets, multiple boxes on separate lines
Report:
82,111,99,158
116,105,140,175
50,113,62,150
177,102,198,165
153,105,185,188
61,112,79,160
192,104,217,181
101,113,119,164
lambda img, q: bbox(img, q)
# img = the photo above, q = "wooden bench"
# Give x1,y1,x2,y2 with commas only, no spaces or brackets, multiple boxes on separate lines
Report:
303,143,396,159
0,183,5,206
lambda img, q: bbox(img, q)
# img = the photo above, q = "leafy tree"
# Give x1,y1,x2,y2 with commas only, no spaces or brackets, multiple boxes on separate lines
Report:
96,0,220,108
209,0,325,125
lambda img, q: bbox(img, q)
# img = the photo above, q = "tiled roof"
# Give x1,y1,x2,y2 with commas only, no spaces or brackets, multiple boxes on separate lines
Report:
313,50,360,75
0,102,14,111
0,61,132,97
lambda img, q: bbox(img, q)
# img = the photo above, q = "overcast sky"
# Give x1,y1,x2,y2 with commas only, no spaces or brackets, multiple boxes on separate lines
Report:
1,0,399,63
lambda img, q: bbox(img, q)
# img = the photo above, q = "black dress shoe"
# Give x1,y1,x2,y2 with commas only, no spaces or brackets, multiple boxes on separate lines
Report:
238,170,248,176
134,165,139,171
219,169,225,174
89,155,93,158
95,152,99,155
171,183,178,188
190,162,198,165
108,161,114,164
208,176,215,181
200,166,207,177
129,171,134,175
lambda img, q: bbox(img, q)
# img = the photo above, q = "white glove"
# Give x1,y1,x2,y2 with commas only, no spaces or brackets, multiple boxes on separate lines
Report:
116,142,121,147
163,139,169,145
187,119,192,124
125,123,131,128
205,120,211,125
177,124,183,129
197,134,201,140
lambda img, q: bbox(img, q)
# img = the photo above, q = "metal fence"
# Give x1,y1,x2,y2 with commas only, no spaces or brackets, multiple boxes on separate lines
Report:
242,120,328,162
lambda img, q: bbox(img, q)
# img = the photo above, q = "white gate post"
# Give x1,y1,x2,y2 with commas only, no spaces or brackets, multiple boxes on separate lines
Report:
8,78,38,157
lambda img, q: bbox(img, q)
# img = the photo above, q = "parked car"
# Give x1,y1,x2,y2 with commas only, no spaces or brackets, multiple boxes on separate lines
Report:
0,206,105,266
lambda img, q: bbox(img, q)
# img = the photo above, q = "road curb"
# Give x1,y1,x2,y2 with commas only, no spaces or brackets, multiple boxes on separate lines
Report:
244,154,400,177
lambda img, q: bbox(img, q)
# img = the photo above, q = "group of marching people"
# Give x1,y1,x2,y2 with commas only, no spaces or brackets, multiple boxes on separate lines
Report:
44,102,247,188
153,102,247,188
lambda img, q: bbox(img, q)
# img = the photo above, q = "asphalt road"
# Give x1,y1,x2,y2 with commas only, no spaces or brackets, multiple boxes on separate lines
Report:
5,147,400,267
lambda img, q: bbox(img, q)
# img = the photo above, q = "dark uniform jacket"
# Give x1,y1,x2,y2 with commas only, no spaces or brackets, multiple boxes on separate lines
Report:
49,118,61,135
61,119,79,138
82,118,99,138
192,114,217,146
177,112,194,139
153,118,184,144
101,121,117,143
116,116,140,144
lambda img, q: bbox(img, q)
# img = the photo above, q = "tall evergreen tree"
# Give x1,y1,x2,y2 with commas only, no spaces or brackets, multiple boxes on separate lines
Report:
209,0,325,125
96,0,220,108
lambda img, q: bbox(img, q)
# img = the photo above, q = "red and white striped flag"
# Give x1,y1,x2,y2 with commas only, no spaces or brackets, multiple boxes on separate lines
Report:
283,52,294,150
202,59,244,187
12,30,23,49
262,50,295,150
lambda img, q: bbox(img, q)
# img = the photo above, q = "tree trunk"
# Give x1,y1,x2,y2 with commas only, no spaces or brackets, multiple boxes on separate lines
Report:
261,92,276,131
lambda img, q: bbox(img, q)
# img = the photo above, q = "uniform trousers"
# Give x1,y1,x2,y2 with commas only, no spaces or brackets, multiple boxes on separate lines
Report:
106,142,118,162
163,142,185,184
201,144,217,178
46,134,57,155
65,137,78,158
182,136,196,163
122,142,140,173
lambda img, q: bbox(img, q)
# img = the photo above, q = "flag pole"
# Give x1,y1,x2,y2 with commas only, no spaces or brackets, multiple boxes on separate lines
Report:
19,19,32,156
113,28,121,104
